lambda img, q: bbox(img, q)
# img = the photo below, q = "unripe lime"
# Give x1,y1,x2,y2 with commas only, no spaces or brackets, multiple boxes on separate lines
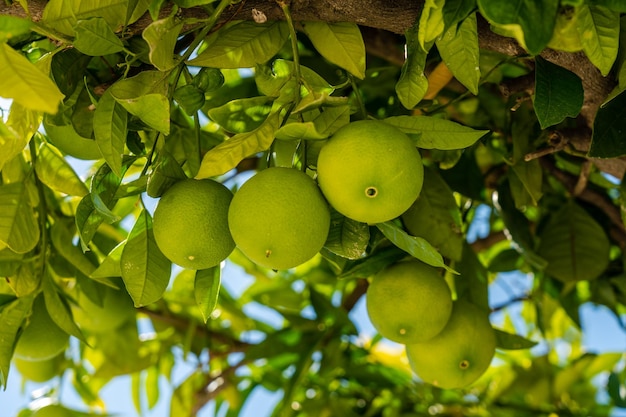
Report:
316,120,423,224
14,295,69,361
366,260,452,344
153,179,236,270
406,300,496,389
14,352,64,382
228,167,331,270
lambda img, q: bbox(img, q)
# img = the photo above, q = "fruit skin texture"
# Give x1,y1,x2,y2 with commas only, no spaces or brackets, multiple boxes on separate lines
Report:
228,167,331,270
14,295,69,361
316,120,424,224
72,286,135,333
14,352,64,383
153,178,236,270
366,260,452,344
405,300,496,389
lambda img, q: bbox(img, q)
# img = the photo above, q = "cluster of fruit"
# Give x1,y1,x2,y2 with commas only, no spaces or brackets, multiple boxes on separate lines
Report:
152,120,424,271
366,260,496,389
152,119,496,388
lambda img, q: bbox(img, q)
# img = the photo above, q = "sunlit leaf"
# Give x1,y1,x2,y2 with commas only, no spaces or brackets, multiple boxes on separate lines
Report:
395,23,429,109
0,43,63,114
575,4,620,76
35,142,89,197
385,115,488,150
0,296,33,389
94,89,128,177
74,17,124,56
121,210,172,307
194,266,221,323
42,0,131,36
436,13,480,95
195,112,280,179
189,21,289,68
418,0,445,50
142,11,183,71
207,96,274,133
301,21,366,79
0,16,32,42
494,328,538,349
0,182,39,254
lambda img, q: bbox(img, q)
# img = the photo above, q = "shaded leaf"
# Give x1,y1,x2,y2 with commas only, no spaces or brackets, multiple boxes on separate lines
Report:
94,89,128,177
207,96,274,133
0,16,32,42
195,112,280,179
324,210,369,260
478,0,559,55
533,56,583,128
537,201,610,282
589,90,626,158
301,21,366,79
454,242,489,310
395,23,429,109
0,296,33,389
121,210,172,307
173,84,205,115
494,328,538,349
42,274,85,342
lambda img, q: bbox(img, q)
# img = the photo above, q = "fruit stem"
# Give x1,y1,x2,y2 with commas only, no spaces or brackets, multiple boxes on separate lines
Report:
278,1,303,109
350,75,367,120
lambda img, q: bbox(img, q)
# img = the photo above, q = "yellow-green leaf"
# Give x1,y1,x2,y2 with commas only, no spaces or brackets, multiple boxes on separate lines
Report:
0,44,63,114
195,112,280,179
35,142,89,197
142,12,183,71
0,182,40,254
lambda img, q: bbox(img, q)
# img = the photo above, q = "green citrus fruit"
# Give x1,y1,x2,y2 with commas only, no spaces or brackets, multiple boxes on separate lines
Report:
72,286,135,333
366,260,452,344
153,178,236,270
14,352,64,383
316,120,424,224
228,167,331,270
43,116,102,160
32,404,72,417
14,295,69,361
405,300,496,389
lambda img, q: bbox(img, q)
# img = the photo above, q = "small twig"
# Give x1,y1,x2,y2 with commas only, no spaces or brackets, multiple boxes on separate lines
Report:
491,295,532,312
524,131,568,161
341,278,369,311
573,159,592,196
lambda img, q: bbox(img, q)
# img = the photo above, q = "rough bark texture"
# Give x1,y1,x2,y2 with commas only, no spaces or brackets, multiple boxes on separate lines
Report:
2,0,622,175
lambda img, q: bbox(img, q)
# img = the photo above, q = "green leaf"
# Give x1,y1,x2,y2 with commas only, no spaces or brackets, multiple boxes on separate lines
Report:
91,241,124,279
477,0,559,55
454,242,489,310
94,89,128,177
110,71,170,134
442,0,477,31
0,16,32,42
510,159,543,208
301,21,366,79
533,56,584,128
436,13,480,95
384,115,488,149
42,274,85,342
142,12,183,71
608,372,626,407
589,90,626,158
207,96,274,133
50,220,97,278
376,221,456,273
35,142,89,197
194,266,221,323
0,119,25,173
188,21,289,68
0,43,64,114
576,4,620,76
195,112,280,179
324,210,370,260
121,210,172,307
0,296,33,389
537,201,610,282
275,121,328,141
395,24,429,109
173,84,205,115
73,17,124,56
41,0,130,36
590,0,626,11
494,328,538,349
0,182,39,254
146,151,188,198
418,0,446,50
401,167,464,261
193,67,224,92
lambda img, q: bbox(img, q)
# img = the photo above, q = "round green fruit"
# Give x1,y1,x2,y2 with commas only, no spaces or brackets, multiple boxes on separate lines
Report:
228,167,331,270
14,295,69,361
153,178,236,270
316,120,424,224
366,260,452,344
405,300,496,389
14,352,64,383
